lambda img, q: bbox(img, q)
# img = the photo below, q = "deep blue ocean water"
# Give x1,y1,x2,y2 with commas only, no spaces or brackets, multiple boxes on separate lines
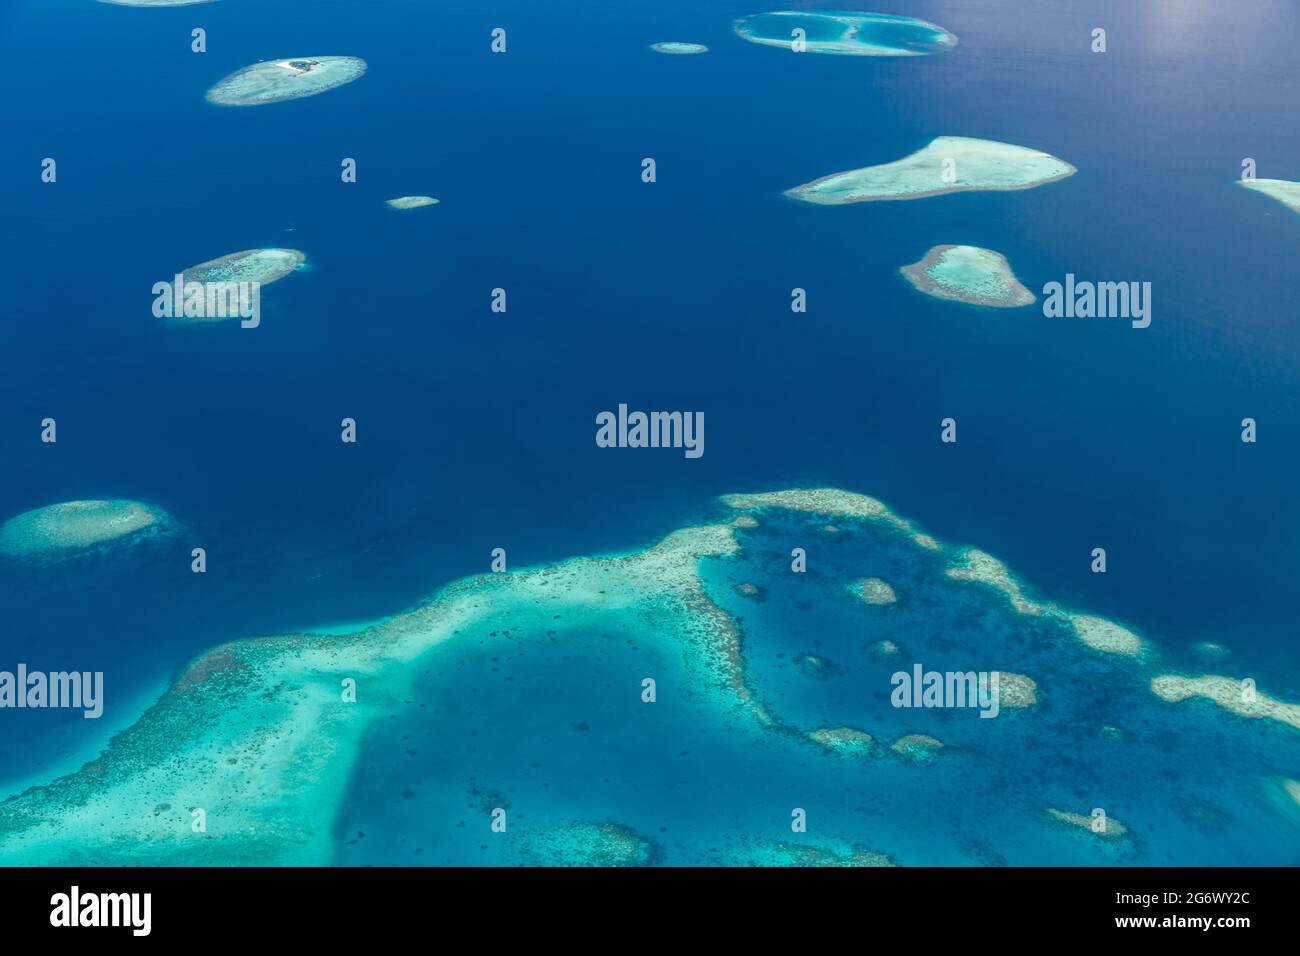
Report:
1,0,1297,862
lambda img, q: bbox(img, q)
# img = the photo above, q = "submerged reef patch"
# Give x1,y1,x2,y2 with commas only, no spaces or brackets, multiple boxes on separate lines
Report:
995,672,1038,708
901,245,1036,308
851,577,897,605
385,196,440,210
734,11,956,57
808,727,876,758
890,734,944,761
206,56,367,106
785,136,1075,205
725,837,896,866
870,639,902,659
182,248,304,287
650,42,708,55
1151,675,1300,732
509,821,662,866
0,500,169,560
1046,807,1128,839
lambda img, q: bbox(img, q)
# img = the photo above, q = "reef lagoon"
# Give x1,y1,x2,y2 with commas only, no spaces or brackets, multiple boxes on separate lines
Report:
2,489,1297,865
206,57,367,106
786,136,1075,205
734,11,956,57
900,245,1035,308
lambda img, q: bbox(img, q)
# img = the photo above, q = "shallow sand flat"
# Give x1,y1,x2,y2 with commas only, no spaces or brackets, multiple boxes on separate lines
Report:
0,500,167,559
206,56,366,106
0,521,763,864
1239,178,1300,215
1151,675,1300,732
650,42,708,55
385,196,440,210
734,11,956,57
901,245,1036,308
786,136,1075,205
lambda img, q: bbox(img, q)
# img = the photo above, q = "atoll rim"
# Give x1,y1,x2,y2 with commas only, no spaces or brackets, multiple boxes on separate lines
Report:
384,196,440,210
0,500,169,559
650,41,709,55
734,11,957,57
786,136,1076,205
901,245,1036,308
206,56,367,106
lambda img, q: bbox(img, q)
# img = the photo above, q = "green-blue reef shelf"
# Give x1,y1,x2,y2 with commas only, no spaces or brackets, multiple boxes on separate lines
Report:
1,489,1296,865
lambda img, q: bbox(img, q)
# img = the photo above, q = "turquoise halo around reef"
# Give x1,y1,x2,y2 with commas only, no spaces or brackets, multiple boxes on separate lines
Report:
734,11,958,56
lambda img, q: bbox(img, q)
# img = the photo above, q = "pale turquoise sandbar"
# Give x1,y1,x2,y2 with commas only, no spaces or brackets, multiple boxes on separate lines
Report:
650,42,709,55
0,500,169,559
1238,178,1300,215
900,244,1036,308
385,196,440,210
734,11,956,57
786,136,1076,204
206,57,367,106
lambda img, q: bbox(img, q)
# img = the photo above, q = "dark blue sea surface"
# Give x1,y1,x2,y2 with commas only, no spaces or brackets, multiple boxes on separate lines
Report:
0,0,1297,863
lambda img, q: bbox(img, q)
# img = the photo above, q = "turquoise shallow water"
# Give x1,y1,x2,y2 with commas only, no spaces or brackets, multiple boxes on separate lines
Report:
1,0,1298,866
331,503,1300,865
